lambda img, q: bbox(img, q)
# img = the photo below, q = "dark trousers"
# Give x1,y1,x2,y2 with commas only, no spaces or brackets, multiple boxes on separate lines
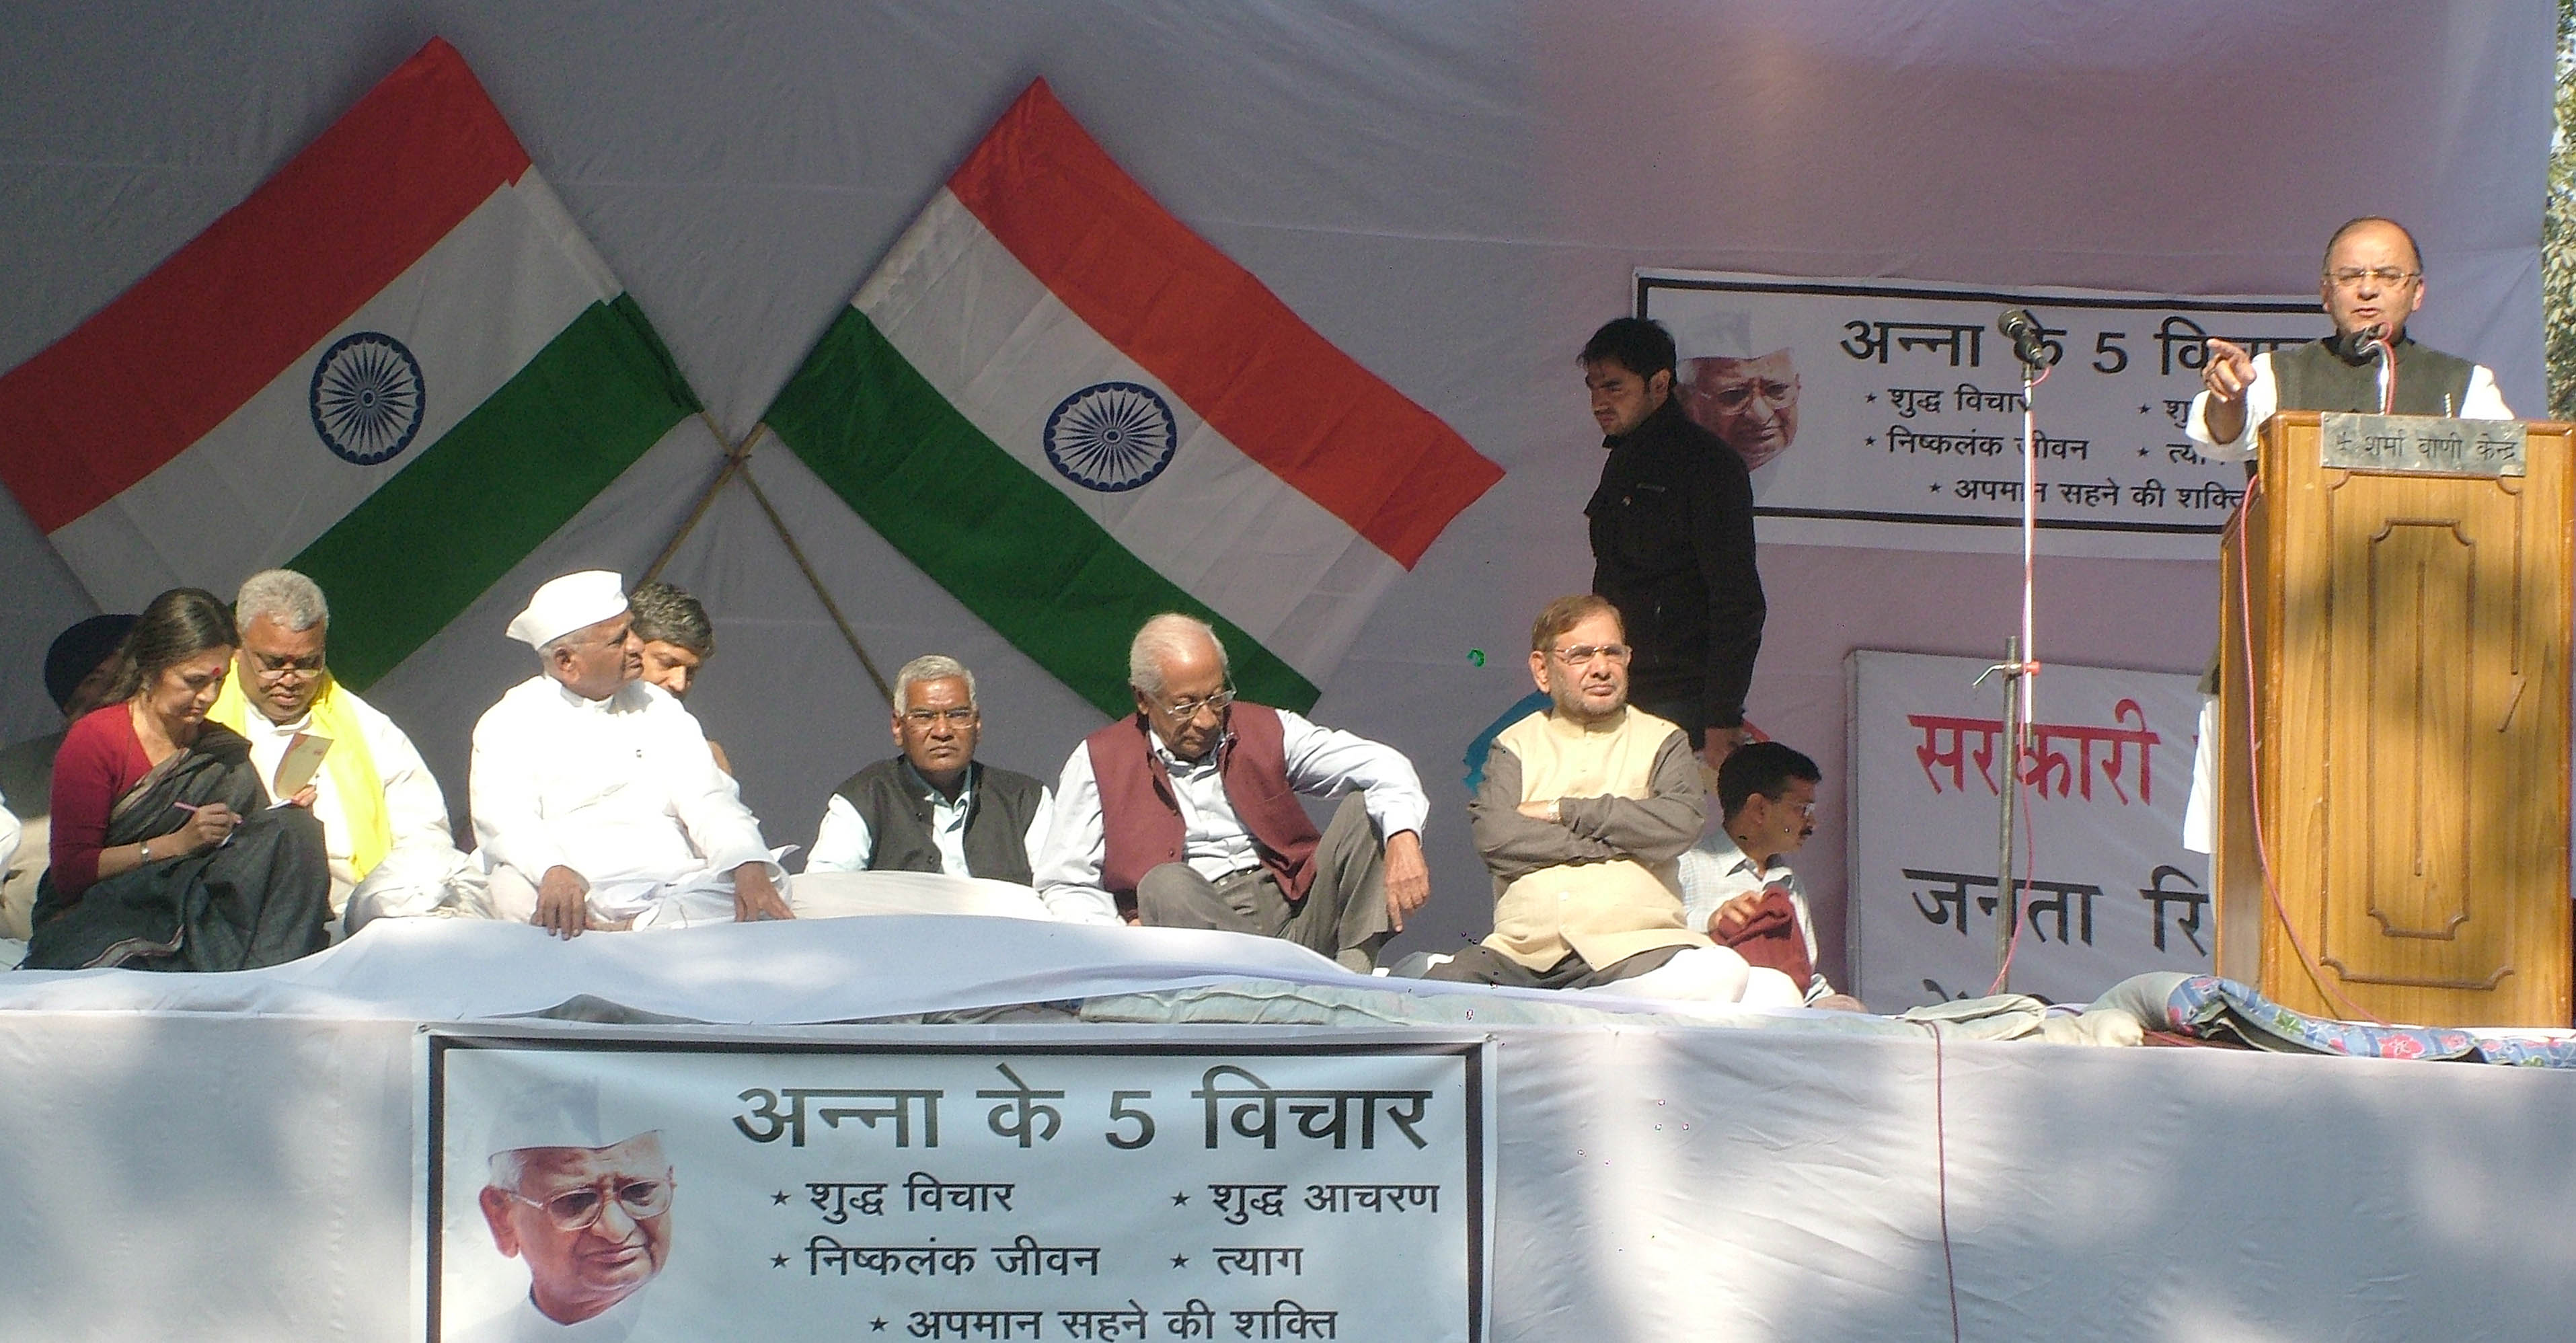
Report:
1135,792,1392,969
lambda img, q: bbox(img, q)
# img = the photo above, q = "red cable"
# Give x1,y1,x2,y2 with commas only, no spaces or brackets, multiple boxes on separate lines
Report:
1931,1023,1962,1343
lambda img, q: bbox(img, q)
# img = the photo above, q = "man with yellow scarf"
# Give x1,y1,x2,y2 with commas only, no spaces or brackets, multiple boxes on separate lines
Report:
206,570,488,934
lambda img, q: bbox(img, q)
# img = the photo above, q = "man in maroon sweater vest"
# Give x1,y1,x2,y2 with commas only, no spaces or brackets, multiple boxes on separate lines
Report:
1030,615,1432,970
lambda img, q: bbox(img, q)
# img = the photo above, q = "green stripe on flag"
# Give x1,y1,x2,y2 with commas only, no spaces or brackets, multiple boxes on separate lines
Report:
294,293,700,687
764,308,1320,718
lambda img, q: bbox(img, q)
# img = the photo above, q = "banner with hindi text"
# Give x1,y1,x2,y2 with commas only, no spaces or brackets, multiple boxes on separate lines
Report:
425,1030,1492,1343
1638,270,2323,560
1847,651,2212,1010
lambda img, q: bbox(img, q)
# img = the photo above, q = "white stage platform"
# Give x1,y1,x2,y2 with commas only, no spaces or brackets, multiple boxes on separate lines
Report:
2,913,2571,1342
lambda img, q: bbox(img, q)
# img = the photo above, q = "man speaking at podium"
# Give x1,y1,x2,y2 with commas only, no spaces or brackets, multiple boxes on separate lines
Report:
2179,216,2515,853
2187,216,2511,460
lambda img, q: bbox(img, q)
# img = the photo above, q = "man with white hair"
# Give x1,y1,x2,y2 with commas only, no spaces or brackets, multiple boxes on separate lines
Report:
205,569,489,933
1030,614,1431,970
806,654,1052,882
464,1081,677,1342
469,570,792,937
1671,308,1803,473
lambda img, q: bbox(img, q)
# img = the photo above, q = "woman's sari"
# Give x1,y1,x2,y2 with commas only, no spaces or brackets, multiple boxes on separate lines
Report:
24,723,330,971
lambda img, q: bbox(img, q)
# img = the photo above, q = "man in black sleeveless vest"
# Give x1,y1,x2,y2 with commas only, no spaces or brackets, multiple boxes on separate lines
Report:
2178,217,2514,851
2188,216,2511,461
805,655,1051,884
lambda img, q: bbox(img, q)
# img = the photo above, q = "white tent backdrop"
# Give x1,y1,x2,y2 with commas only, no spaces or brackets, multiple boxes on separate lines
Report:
4,919,2576,1343
0,1,2551,987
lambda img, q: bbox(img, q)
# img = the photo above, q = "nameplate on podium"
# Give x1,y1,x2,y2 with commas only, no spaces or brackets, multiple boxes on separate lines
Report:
2318,412,2526,477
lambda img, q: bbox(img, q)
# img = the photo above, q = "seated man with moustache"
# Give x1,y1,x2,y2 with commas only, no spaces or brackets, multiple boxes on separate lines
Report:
1429,594,1766,999
206,569,489,934
469,571,792,937
806,654,1052,882
1032,613,1431,970
1680,740,1864,1010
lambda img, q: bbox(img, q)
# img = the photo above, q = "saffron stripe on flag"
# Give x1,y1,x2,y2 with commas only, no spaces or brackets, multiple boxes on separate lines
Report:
44,172,622,609
0,37,531,533
765,307,1320,718
291,295,698,688
945,80,1499,568
855,188,1406,683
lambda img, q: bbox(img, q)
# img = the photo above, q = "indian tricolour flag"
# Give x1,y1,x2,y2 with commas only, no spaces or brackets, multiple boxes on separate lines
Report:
0,38,698,687
763,79,1501,716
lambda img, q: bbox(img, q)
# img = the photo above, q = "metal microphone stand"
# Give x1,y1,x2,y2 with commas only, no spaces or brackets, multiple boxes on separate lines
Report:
1974,322,2049,993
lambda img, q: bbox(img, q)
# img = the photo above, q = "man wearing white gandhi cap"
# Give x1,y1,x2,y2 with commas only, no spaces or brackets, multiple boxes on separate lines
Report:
469,570,794,936
1669,307,1803,473
461,1079,677,1342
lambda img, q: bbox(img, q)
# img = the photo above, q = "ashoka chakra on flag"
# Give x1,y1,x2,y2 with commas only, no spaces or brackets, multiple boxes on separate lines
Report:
1045,381,1178,492
309,331,426,466
763,78,1502,716
0,37,701,688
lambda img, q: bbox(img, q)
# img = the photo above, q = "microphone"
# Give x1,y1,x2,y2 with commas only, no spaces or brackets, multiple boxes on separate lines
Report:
2353,323,2394,413
1997,308,2049,369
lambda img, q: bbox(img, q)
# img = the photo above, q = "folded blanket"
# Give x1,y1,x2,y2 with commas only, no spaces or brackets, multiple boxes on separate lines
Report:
1712,886,1812,989
2088,972,2576,1068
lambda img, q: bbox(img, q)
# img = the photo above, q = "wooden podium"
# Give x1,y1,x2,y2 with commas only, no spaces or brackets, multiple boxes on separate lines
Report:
2213,412,2573,1026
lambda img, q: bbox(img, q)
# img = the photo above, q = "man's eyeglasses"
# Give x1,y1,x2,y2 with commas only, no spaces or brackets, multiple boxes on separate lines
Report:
1702,379,1798,413
504,1174,674,1231
1159,688,1237,720
249,654,325,685
901,707,979,727
2327,267,2419,291
1550,643,1631,666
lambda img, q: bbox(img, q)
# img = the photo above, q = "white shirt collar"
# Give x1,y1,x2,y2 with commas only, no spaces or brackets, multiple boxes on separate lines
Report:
1149,725,1225,775
1709,829,1774,880
552,679,647,715
900,758,973,808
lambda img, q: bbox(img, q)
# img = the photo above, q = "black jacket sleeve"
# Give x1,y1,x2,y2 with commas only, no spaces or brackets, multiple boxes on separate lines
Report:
1690,449,1765,730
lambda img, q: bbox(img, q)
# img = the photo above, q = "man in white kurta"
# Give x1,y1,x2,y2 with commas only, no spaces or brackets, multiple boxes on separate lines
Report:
212,570,488,933
470,572,791,935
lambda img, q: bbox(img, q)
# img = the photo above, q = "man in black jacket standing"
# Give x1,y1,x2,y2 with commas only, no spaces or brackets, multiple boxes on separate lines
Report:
1581,317,1766,771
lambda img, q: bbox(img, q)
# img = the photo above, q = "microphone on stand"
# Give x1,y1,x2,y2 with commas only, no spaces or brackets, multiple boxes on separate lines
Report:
2353,323,2394,413
1997,309,2050,370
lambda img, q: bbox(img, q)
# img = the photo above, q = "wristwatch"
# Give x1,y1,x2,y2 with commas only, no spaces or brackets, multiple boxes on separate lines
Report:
139,841,152,863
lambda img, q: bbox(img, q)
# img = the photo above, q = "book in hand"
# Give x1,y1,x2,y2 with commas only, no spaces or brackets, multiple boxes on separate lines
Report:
272,732,332,802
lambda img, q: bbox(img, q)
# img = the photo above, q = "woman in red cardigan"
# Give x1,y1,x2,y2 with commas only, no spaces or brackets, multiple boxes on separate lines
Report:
26,588,330,970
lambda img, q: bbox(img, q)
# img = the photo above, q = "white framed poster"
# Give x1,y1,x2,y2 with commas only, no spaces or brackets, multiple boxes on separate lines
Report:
423,1030,1492,1343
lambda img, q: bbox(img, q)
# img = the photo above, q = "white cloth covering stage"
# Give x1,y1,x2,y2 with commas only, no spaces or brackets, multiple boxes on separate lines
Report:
2,903,2573,1343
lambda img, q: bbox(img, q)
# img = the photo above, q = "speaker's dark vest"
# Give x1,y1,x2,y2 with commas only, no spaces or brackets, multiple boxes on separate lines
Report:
831,758,1048,883
1083,705,1320,903
2199,333,2485,693
2272,334,2476,420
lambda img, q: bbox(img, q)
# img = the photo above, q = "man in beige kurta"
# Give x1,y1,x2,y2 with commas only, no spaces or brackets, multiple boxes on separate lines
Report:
1429,594,1735,991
